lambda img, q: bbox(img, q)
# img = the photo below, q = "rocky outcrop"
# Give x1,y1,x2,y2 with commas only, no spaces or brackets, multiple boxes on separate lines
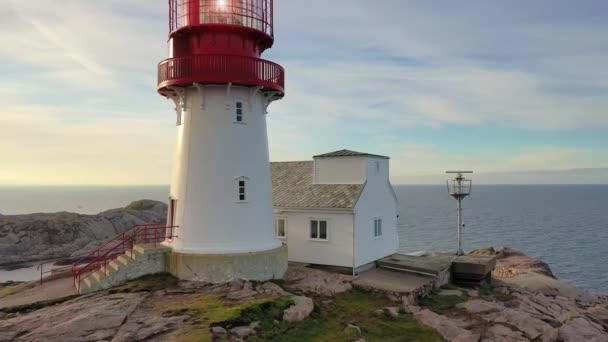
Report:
412,246,608,341
0,200,167,266
283,263,353,296
467,246,555,278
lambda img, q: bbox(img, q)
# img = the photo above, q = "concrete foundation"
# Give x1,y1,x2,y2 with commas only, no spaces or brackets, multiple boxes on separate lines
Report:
165,244,288,283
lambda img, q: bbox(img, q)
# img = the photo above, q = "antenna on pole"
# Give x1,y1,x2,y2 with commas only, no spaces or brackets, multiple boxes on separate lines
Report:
446,171,473,256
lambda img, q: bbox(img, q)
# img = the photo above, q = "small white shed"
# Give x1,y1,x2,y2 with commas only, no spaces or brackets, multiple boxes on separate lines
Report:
271,149,399,274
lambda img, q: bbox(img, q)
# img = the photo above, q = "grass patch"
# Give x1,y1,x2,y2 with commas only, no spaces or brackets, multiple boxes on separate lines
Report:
251,291,442,342
419,290,469,314
0,295,79,314
109,273,178,293
158,294,290,342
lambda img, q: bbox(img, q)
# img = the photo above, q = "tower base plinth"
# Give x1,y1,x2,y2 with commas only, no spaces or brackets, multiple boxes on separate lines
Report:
165,244,288,283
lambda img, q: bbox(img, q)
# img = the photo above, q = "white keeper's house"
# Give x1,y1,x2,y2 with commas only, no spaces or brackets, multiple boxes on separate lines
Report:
271,149,400,274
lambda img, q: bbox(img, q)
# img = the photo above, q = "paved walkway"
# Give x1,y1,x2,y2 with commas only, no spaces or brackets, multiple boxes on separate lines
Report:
0,276,77,309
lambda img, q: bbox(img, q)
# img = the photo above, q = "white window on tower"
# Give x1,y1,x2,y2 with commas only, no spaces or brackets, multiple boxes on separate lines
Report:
235,176,249,202
374,218,383,237
275,218,287,239
235,101,244,123
309,219,328,241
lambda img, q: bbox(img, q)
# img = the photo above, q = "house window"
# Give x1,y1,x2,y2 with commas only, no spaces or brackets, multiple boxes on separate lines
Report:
374,218,382,237
275,218,287,238
310,220,328,241
375,161,380,174
235,101,243,122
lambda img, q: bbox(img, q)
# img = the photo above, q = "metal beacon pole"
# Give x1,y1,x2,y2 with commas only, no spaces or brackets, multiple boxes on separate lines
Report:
446,171,473,256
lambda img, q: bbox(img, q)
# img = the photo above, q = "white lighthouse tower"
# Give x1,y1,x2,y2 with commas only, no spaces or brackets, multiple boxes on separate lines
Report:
157,0,287,282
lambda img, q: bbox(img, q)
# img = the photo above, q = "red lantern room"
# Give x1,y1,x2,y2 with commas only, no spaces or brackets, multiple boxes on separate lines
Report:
157,0,285,97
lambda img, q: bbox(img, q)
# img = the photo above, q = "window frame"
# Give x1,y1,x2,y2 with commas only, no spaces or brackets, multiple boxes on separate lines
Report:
373,217,383,238
275,217,287,239
235,176,249,203
234,99,245,124
309,219,329,241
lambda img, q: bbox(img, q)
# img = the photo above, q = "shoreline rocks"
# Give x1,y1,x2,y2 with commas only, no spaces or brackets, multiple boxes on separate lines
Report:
411,246,608,342
0,200,167,268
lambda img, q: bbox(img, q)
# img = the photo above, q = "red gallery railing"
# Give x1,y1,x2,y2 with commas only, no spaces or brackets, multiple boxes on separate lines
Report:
157,54,285,94
71,223,178,291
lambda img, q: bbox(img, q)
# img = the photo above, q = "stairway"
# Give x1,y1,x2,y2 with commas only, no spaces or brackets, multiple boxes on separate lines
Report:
72,223,178,294
79,244,172,294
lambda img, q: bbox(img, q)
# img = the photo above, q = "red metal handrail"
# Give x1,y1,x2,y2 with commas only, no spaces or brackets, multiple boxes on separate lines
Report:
37,223,166,284
72,224,178,291
37,249,114,284
157,54,285,95
70,223,164,271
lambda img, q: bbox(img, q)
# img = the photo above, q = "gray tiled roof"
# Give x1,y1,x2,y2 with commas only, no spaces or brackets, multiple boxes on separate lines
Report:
271,161,364,209
313,149,389,159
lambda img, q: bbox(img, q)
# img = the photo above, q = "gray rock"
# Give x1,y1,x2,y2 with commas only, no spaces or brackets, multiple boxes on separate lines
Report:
211,326,227,335
482,325,525,342
0,292,147,342
258,282,289,295
403,305,421,313
283,296,314,322
483,308,554,340
414,309,476,341
457,299,502,314
346,324,362,337
227,280,258,300
540,328,559,342
230,326,254,338
385,306,400,319
558,317,608,342
493,286,510,295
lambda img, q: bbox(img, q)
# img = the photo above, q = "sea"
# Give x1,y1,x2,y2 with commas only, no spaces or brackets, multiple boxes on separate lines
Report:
1,185,607,291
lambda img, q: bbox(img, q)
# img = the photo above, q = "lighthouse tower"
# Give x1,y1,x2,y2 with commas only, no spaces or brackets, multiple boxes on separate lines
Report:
158,0,287,282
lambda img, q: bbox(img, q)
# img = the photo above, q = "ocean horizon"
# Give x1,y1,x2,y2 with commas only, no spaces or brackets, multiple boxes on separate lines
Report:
1,184,607,291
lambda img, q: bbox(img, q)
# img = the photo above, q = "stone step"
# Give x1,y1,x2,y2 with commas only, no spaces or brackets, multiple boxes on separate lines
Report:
117,255,132,266
82,276,93,291
109,260,122,272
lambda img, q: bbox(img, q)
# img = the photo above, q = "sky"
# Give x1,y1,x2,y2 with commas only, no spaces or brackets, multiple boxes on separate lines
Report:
1,0,607,185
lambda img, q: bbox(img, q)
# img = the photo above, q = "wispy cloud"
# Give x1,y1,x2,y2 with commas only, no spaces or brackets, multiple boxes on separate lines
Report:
1,0,608,184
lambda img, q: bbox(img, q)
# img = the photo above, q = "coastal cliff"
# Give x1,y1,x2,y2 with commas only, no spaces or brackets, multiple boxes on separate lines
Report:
0,200,167,267
0,246,606,341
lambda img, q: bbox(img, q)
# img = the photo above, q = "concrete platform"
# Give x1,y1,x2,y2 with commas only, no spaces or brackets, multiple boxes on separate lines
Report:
377,253,455,277
452,254,497,284
353,268,434,295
